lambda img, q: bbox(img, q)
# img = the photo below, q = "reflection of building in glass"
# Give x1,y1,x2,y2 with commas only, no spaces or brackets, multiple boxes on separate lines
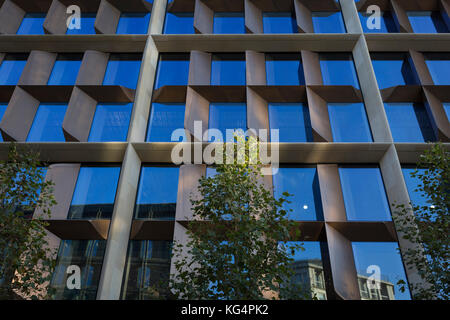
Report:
291,260,396,300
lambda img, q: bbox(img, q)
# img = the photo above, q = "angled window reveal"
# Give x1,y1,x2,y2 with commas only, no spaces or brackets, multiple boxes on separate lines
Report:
320,53,360,88
371,53,419,89
266,53,305,86
211,53,246,86
103,54,142,89
164,12,195,34
116,13,151,34
146,103,186,142
208,103,247,142
213,12,245,34
17,13,45,35
328,103,373,142
263,12,297,34
26,103,67,142
88,103,133,142
134,166,180,220
312,12,346,34
154,53,190,89
268,103,313,142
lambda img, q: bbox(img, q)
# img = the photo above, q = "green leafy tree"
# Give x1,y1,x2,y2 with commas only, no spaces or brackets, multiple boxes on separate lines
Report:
0,144,57,300
394,143,449,300
169,136,310,300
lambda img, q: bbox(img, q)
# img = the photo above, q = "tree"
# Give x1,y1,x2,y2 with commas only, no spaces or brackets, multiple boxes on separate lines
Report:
394,143,449,300
169,136,310,300
0,144,57,300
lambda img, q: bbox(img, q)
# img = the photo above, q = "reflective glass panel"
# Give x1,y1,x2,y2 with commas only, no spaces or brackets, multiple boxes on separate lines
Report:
208,103,247,142
371,53,419,89
312,12,346,33
154,54,190,89
425,53,450,85
211,53,246,85
116,13,151,34
17,13,45,34
320,53,360,88
0,104,7,142
47,56,81,85
263,12,297,34
103,55,142,89
266,53,305,85
213,12,245,34
88,103,132,142
359,11,398,33
0,55,27,85
402,168,430,209
164,12,195,34
328,103,373,142
268,103,313,142
147,103,186,142
66,14,96,34
407,11,448,33
27,104,67,142
444,103,450,120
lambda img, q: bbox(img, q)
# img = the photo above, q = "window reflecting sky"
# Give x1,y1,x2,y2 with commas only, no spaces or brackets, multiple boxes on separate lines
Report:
27,104,67,142
444,103,450,121
407,11,448,33
116,13,150,34
48,57,81,85
263,12,297,34
371,53,419,89
0,103,6,142
425,54,450,85
213,13,245,34
352,242,411,300
268,103,313,142
147,103,185,142
103,55,142,89
88,103,132,142
402,168,431,208
66,14,96,34
359,12,398,33
273,167,323,221
320,53,360,88
211,54,246,86
154,54,189,89
164,12,194,34
208,103,247,142
17,13,45,35
0,57,27,85
266,53,305,85
312,12,346,33
384,103,436,143
328,103,373,142
339,166,392,221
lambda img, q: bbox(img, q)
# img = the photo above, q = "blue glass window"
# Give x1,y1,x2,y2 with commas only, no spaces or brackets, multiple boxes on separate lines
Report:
51,240,106,300
312,12,346,33
273,167,323,221
154,54,190,89
116,13,150,34
384,103,436,142
320,53,360,88
208,103,247,142
352,242,411,300
0,104,7,142
66,14,96,34
135,167,179,220
407,11,448,33
88,103,132,142
266,53,305,85
211,53,246,86
425,53,450,85
164,12,194,34
371,53,419,89
328,103,373,142
103,55,142,89
47,55,81,85
122,240,172,300
339,167,392,221
213,12,245,34
444,103,450,120
17,13,45,35
268,103,313,142
359,12,399,33
27,104,67,142
146,103,185,142
402,167,430,209
68,166,121,220
263,12,297,34
0,55,27,85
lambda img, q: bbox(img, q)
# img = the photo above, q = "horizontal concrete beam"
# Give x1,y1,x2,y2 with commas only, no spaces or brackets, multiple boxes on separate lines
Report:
366,34,450,51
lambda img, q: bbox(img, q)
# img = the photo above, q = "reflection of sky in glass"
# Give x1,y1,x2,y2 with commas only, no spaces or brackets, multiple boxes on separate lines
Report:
312,12,346,33
328,103,373,142
66,14,96,34
136,167,179,206
155,54,190,89
444,103,450,121
371,54,419,89
17,14,45,34
269,103,313,142
407,11,448,33
103,56,141,89
352,242,411,300
71,167,121,206
88,103,132,142
164,12,194,34
48,59,81,85
266,53,305,85
273,167,323,221
0,58,27,85
339,167,392,221
425,57,450,85
211,54,246,86
147,103,185,142
320,54,360,88
402,168,431,208
384,103,436,142
214,13,245,34
27,104,67,142
0,104,7,142
284,241,322,261
208,103,247,142
116,13,150,34
263,12,296,34
359,12,398,33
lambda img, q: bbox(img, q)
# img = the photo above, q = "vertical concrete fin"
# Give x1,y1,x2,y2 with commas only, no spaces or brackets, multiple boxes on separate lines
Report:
340,0,364,34
294,0,313,33
0,87,40,141
63,87,98,142
18,50,57,85
194,0,213,34
301,50,323,85
306,87,333,142
390,0,413,33
244,0,263,34
76,50,110,85
34,164,81,220
95,0,121,35
188,51,211,86
247,87,269,140
0,0,25,34
409,50,434,85
246,50,266,85
317,164,347,222
43,0,68,35
423,87,450,141
185,87,209,141
176,164,206,221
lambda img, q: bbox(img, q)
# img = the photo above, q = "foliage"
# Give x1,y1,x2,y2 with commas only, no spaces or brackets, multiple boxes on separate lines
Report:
169,136,310,300
0,144,57,300
394,143,449,300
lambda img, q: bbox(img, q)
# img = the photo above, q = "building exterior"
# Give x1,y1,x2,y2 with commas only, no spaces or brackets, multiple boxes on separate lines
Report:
0,0,449,300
